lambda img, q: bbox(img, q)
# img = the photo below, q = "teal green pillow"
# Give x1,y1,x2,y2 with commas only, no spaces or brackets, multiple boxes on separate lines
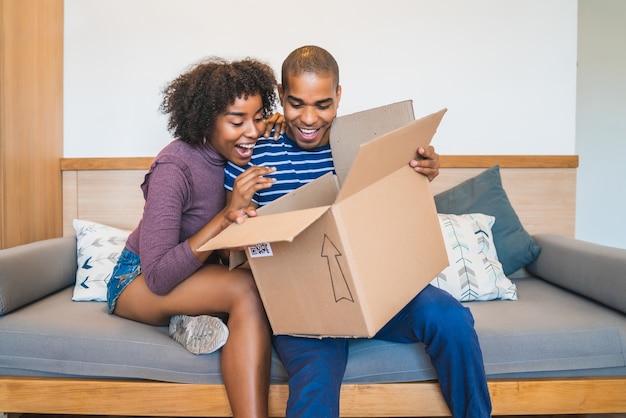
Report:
434,165,541,275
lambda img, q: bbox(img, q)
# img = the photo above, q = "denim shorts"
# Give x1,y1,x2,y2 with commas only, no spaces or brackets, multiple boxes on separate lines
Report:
107,248,141,314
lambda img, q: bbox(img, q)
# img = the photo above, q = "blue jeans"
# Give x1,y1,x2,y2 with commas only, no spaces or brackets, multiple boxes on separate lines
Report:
107,248,141,314
272,284,492,418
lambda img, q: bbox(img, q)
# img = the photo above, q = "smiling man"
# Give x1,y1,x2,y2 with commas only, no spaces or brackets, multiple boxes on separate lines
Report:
224,45,491,418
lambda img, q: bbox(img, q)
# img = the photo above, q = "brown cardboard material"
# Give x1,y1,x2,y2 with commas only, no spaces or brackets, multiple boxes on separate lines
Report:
200,102,449,337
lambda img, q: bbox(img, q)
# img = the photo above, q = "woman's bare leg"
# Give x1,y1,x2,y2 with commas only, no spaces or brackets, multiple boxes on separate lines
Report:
114,265,270,417
217,268,271,417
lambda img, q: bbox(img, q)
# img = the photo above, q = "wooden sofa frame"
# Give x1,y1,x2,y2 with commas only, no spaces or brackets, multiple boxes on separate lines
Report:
2,155,626,417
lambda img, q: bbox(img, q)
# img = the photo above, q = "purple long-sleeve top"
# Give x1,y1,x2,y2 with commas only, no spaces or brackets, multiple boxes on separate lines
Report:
124,139,226,295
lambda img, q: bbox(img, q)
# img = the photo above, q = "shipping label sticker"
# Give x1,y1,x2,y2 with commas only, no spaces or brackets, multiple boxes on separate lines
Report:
248,243,273,258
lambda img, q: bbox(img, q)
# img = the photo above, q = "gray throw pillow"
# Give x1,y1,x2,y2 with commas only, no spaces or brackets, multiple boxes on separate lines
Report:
434,165,541,275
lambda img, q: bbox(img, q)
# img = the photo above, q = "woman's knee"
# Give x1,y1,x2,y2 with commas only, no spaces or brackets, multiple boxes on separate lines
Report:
224,269,266,319
233,269,262,300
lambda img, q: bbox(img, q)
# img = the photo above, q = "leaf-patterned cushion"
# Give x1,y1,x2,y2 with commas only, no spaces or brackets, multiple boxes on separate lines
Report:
434,165,541,276
431,213,517,302
72,219,130,302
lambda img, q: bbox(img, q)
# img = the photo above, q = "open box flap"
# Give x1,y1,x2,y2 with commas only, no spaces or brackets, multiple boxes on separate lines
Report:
257,172,339,216
330,100,415,185
336,108,447,203
198,206,330,251
226,172,338,270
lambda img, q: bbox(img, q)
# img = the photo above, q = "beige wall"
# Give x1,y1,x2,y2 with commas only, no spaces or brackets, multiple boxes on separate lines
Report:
576,0,626,249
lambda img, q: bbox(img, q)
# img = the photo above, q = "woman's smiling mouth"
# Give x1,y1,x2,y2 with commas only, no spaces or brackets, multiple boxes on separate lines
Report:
235,142,255,158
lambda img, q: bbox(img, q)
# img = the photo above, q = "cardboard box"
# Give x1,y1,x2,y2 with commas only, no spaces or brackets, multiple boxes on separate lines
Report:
200,102,449,337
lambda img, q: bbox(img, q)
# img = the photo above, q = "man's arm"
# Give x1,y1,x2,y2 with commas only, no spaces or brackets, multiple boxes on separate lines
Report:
409,145,440,182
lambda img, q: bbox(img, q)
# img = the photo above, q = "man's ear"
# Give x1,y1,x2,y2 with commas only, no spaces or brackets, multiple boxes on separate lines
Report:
278,84,285,106
336,84,342,107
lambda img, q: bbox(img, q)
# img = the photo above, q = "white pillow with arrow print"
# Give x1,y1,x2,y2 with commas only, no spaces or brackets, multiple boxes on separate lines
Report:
431,213,517,302
72,219,130,302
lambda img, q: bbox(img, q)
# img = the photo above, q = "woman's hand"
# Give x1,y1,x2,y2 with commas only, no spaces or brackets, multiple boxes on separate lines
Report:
263,113,285,140
226,165,276,217
191,166,275,260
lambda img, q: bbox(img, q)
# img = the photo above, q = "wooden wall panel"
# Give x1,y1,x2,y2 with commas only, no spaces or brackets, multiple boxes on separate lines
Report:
0,0,63,248
62,170,146,236
430,168,576,238
61,156,577,239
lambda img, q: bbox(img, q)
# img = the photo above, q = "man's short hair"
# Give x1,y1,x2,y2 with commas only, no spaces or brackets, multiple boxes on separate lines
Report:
281,45,340,91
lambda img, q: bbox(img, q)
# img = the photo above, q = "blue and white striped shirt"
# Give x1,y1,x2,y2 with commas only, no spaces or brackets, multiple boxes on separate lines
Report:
224,133,335,207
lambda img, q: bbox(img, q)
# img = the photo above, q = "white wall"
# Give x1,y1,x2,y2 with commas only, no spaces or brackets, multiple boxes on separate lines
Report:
576,0,626,249
64,0,577,158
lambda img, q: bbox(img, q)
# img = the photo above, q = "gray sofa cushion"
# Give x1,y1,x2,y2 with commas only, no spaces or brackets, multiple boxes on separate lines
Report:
0,288,288,384
470,277,625,374
0,237,77,315
528,234,626,314
343,277,625,383
2,278,624,384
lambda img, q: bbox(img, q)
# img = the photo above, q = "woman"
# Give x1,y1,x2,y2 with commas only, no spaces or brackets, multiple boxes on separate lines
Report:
107,56,278,417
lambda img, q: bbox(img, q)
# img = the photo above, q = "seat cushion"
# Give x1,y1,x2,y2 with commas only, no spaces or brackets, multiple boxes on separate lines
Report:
471,277,626,375
0,287,287,384
1,279,625,384
344,277,626,383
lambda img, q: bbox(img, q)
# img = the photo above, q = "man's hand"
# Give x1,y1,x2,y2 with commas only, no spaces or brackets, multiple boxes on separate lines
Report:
263,113,285,140
409,146,440,182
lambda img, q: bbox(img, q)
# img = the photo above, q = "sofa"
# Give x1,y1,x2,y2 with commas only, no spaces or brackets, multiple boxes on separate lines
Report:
1,159,625,417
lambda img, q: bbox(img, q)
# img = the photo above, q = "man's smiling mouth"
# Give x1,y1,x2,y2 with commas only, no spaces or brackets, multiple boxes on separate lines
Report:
299,128,319,140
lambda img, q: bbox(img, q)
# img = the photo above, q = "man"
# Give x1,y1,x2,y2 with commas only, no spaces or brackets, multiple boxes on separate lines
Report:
225,45,492,418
